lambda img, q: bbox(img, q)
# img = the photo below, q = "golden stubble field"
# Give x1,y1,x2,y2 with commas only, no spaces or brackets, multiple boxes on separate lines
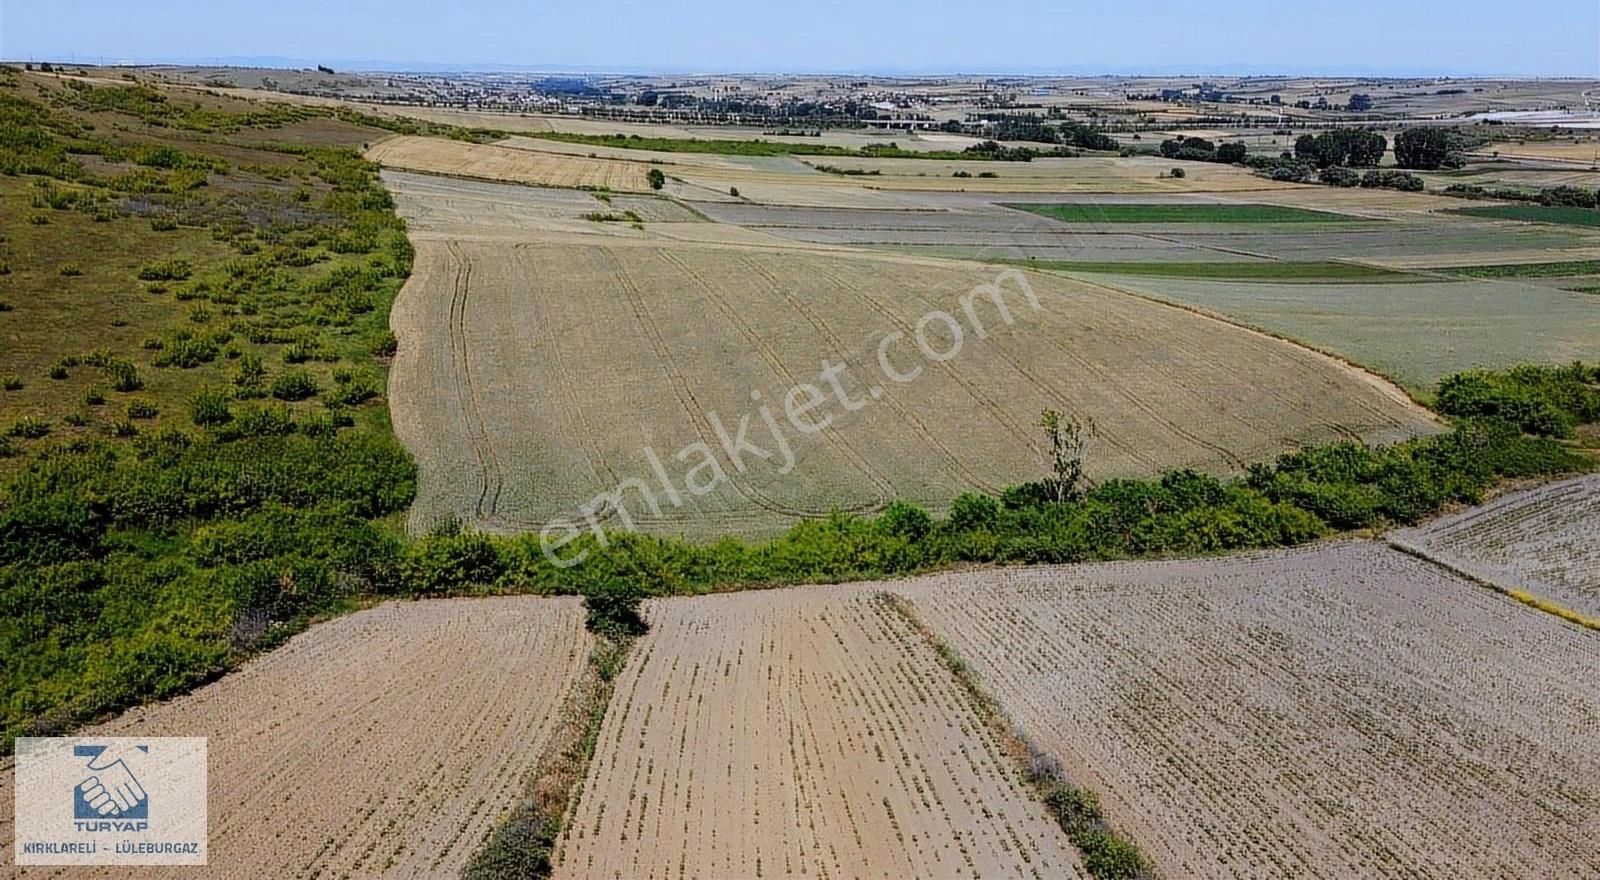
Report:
555,588,1086,880
366,135,655,191
0,597,592,879
383,172,1439,537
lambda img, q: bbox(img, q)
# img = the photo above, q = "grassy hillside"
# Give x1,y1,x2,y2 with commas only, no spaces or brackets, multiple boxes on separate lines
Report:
0,69,416,747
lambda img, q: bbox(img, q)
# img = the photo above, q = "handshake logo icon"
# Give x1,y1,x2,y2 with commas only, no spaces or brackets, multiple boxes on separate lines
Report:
73,744,150,821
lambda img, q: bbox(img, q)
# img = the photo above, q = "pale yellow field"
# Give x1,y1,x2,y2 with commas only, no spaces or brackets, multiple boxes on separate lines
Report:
365,135,654,191
1478,139,1600,163
555,589,1086,879
385,173,1439,537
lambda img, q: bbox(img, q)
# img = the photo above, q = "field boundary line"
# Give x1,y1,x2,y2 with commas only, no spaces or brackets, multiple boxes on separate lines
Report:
462,633,636,879
1386,540,1600,633
876,592,1159,879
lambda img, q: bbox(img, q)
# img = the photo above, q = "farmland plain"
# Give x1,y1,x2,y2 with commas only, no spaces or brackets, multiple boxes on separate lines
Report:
1394,473,1600,620
384,172,1438,536
896,541,1600,880
556,589,1085,879
0,597,592,879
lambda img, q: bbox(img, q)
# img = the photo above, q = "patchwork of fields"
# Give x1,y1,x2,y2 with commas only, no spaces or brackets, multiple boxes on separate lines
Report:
385,170,1437,536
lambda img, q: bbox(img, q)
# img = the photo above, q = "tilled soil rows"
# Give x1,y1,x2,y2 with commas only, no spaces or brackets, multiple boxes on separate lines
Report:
1,597,592,879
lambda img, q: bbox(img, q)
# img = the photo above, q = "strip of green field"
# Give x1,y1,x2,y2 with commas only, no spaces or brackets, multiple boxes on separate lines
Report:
1441,259,1600,278
1006,202,1364,224
1449,205,1600,227
1021,260,1413,281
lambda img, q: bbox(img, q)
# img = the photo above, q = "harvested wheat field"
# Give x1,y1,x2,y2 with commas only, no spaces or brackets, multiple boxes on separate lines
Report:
366,135,654,191
1394,473,1600,620
388,222,1437,536
0,597,591,879
893,541,1600,880
555,589,1084,880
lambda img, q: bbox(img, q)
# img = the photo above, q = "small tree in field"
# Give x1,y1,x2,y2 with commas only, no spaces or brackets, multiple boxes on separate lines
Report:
1038,409,1094,503
646,168,665,190
583,580,648,636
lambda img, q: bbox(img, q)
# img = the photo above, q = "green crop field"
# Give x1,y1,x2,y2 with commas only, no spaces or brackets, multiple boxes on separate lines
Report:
1449,205,1600,227
1090,274,1600,390
1006,202,1365,224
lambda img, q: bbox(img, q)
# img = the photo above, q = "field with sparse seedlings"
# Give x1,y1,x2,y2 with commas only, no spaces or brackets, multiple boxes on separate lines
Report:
1394,473,1600,621
555,588,1086,879
893,542,1600,879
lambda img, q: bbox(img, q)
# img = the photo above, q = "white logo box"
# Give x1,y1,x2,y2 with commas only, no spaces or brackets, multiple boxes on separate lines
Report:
13,737,207,866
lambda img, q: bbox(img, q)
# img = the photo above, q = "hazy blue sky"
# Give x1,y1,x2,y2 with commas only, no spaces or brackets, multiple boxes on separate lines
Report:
2,0,1594,76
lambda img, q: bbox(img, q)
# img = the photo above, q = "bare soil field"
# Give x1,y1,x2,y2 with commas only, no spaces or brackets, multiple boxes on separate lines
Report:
1394,474,1600,620
365,135,654,191
1088,273,1600,388
893,541,1600,880
555,589,1086,880
386,174,1437,536
0,597,592,879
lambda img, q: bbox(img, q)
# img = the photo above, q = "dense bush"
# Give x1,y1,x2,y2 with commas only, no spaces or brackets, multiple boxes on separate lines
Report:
1435,363,1599,438
270,370,319,401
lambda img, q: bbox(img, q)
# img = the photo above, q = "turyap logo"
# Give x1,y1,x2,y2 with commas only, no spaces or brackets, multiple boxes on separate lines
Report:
14,736,207,866
72,743,150,829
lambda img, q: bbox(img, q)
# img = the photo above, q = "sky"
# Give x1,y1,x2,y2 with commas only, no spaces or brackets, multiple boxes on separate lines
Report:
2,0,1596,77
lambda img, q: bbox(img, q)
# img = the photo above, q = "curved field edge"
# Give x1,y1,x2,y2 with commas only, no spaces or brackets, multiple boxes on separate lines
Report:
382,228,1441,538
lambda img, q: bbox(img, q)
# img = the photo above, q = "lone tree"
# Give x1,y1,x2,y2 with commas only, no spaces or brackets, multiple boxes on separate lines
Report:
646,168,666,190
1037,409,1094,503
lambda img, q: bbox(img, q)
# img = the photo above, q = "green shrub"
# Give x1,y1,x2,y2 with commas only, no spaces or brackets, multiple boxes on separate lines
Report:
368,330,399,358
582,580,649,636
58,263,83,277
6,417,51,439
1436,363,1599,438
48,365,68,380
402,525,506,596
270,370,319,401
136,258,192,281
83,388,106,406
105,359,143,392
124,399,160,420
188,389,233,427
1,375,21,391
